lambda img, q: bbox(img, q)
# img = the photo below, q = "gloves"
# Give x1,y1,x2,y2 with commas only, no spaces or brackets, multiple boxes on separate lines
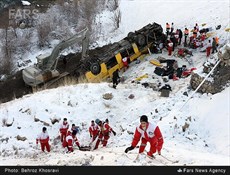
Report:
112,130,116,136
125,146,134,153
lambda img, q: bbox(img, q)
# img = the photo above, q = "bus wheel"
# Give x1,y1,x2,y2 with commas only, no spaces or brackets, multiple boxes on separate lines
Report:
90,62,101,75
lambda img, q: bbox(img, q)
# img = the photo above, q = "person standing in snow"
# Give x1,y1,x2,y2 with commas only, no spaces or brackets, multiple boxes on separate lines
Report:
178,29,183,45
170,34,176,51
112,69,120,89
212,37,218,53
206,40,212,57
125,115,164,158
170,22,174,34
89,120,99,142
193,26,198,38
93,119,116,150
59,118,69,142
122,56,129,72
195,23,199,32
105,118,116,136
63,130,80,153
184,28,189,47
36,127,50,152
167,40,173,56
71,124,80,134
166,22,170,36
215,36,219,47
174,29,179,47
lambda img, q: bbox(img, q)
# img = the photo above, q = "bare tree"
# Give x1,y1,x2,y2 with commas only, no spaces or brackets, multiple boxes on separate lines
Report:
113,9,121,30
57,1,80,27
104,0,121,30
107,0,119,11
15,28,33,55
37,20,52,48
0,28,15,75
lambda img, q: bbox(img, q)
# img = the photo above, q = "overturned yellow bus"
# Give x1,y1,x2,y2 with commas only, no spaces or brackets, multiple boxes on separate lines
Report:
83,22,166,82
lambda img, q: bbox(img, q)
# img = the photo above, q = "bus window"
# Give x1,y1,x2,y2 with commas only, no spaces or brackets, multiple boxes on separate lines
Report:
126,47,135,56
120,50,129,58
105,56,118,70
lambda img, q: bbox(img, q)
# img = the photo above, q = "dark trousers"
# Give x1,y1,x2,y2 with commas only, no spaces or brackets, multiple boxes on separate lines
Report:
212,46,217,53
113,79,118,88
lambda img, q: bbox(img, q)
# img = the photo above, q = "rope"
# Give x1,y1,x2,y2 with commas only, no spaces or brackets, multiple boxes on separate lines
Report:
179,59,221,111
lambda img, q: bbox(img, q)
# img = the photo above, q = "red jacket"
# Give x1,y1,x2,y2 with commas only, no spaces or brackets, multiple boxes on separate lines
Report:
131,122,163,147
99,122,113,136
36,131,49,144
168,41,173,48
59,122,69,134
89,124,99,137
122,57,128,67
63,131,80,149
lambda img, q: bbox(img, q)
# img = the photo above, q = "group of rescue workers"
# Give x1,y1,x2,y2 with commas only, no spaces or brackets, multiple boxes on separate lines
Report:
151,22,220,81
165,22,219,57
36,115,164,158
36,117,118,153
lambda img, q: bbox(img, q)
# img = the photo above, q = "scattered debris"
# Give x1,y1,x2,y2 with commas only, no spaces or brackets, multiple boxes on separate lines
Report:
182,122,190,132
103,93,113,100
34,117,40,122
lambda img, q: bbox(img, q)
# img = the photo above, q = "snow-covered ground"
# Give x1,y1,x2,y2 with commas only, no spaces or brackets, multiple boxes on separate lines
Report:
0,0,229,167
21,1,31,6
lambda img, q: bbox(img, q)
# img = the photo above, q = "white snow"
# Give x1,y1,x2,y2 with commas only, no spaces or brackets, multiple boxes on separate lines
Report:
0,0,230,167
21,1,31,6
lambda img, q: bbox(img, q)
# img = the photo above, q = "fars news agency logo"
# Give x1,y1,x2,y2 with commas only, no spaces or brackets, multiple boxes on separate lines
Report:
8,7,39,28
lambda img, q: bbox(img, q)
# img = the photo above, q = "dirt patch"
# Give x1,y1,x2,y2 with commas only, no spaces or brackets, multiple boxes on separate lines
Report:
0,70,32,103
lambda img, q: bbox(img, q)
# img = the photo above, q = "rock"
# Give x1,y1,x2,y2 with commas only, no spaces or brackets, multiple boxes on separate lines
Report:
128,94,135,99
16,135,27,141
103,93,113,100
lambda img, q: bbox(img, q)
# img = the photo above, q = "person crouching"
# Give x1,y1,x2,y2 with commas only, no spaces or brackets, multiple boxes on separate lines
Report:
125,115,164,158
63,130,80,153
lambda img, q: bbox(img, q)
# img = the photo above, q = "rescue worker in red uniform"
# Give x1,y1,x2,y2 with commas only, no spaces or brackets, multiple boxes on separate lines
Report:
36,127,50,152
122,56,129,72
206,40,212,57
125,115,164,158
63,130,80,153
89,120,99,142
167,40,173,56
59,118,69,142
93,119,116,150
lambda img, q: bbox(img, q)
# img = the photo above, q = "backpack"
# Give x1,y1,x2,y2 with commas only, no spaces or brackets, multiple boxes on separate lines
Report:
154,67,165,76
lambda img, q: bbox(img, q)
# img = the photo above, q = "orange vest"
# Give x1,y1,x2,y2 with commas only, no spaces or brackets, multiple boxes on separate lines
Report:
215,37,219,44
